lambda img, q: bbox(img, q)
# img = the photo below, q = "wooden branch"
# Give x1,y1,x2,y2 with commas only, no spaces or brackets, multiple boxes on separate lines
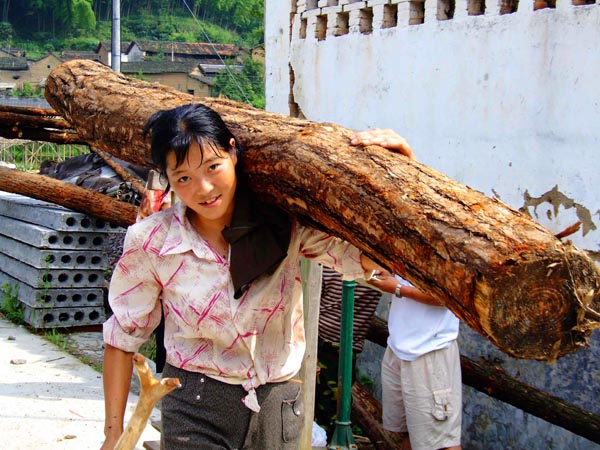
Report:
351,381,406,450
115,354,180,450
367,316,600,443
555,221,582,240
90,146,146,196
0,106,86,144
0,111,71,130
460,356,600,444
0,125,85,144
0,105,60,117
0,166,138,228
41,59,600,361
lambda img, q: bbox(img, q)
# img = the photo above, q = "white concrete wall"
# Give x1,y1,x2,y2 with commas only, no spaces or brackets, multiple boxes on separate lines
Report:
266,1,600,259
265,1,600,448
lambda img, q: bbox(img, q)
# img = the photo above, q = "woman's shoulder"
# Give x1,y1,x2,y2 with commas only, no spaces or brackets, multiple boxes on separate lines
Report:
124,205,179,243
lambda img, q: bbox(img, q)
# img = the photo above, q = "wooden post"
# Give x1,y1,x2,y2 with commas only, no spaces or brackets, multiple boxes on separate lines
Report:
299,259,324,449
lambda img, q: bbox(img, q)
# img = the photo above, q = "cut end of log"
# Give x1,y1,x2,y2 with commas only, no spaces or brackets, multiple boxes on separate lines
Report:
474,246,600,361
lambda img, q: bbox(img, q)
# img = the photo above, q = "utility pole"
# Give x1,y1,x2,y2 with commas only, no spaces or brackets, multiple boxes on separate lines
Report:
112,0,121,72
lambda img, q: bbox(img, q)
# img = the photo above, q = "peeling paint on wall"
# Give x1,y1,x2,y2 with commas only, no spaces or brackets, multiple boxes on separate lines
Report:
519,185,597,236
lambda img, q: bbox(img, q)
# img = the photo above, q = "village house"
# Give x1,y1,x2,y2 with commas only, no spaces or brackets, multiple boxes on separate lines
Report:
0,50,62,91
120,60,214,97
0,49,27,91
96,40,241,67
0,40,246,97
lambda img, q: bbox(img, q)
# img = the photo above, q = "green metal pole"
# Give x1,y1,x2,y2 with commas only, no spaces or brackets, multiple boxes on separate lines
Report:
329,280,358,450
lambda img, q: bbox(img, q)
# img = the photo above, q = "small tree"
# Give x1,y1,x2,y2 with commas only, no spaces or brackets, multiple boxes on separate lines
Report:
10,82,44,98
0,21,12,46
212,57,265,109
72,0,96,36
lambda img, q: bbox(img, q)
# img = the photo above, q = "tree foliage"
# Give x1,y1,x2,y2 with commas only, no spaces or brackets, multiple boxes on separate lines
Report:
3,0,264,46
212,57,265,109
0,21,12,45
3,1,266,106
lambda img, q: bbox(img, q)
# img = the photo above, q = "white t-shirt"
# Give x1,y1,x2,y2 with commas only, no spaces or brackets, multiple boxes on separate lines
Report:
387,277,459,361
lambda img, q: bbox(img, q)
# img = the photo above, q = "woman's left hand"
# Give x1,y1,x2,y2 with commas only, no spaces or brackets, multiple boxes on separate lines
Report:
350,128,415,160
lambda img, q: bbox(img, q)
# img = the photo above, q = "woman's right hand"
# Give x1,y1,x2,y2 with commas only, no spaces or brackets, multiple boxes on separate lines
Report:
100,344,134,450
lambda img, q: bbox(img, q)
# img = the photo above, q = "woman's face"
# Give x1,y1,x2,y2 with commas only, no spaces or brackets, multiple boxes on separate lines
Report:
166,138,238,229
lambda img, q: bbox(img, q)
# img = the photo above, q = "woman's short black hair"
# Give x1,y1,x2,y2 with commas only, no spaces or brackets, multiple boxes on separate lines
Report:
143,103,243,177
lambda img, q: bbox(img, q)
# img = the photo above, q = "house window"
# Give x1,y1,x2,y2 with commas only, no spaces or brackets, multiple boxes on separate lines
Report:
187,89,194,95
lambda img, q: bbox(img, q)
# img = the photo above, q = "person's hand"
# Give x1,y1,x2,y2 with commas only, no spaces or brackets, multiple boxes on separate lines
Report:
365,269,399,294
350,128,415,160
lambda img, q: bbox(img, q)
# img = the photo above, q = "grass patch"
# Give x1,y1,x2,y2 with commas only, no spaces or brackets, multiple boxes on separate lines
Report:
0,283,24,325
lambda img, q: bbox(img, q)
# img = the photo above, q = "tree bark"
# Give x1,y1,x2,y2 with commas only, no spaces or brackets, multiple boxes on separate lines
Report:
351,381,406,450
39,59,600,361
367,316,600,444
0,166,138,228
0,106,86,145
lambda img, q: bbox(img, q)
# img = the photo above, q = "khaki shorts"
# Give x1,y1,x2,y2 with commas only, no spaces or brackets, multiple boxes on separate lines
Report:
381,341,462,450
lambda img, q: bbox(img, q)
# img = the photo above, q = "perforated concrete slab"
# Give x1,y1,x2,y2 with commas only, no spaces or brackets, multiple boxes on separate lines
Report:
0,214,122,250
0,233,109,269
22,304,106,329
0,317,160,450
0,191,125,233
0,252,106,289
0,270,104,308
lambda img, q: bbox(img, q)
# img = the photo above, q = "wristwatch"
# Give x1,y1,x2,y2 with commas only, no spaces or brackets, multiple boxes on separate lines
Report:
395,283,403,298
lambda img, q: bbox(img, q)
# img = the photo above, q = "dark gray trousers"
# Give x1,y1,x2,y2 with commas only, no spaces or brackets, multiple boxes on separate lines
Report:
161,364,304,450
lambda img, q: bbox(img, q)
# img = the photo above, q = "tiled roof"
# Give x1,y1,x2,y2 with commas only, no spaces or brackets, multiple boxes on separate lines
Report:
97,41,131,53
0,57,28,70
134,40,238,57
0,48,25,57
198,63,243,76
61,51,101,62
120,60,199,75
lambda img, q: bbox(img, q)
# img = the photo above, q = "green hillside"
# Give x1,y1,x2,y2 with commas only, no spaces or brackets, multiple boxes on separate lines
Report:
0,0,264,57
0,1,265,108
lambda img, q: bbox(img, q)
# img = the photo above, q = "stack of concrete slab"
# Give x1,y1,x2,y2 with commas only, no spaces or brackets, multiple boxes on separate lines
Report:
0,190,125,328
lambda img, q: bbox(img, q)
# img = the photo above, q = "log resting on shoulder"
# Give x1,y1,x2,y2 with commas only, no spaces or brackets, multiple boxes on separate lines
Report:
43,59,600,361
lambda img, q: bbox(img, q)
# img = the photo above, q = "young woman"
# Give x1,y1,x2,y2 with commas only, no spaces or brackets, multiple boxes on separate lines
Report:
100,104,410,450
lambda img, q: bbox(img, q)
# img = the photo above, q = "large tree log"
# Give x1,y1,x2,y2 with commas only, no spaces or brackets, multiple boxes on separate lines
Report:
0,166,137,227
351,381,406,450
367,316,600,444
39,59,600,361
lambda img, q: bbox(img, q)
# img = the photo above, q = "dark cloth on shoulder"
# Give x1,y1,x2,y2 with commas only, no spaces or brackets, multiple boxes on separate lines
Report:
222,185,292,299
